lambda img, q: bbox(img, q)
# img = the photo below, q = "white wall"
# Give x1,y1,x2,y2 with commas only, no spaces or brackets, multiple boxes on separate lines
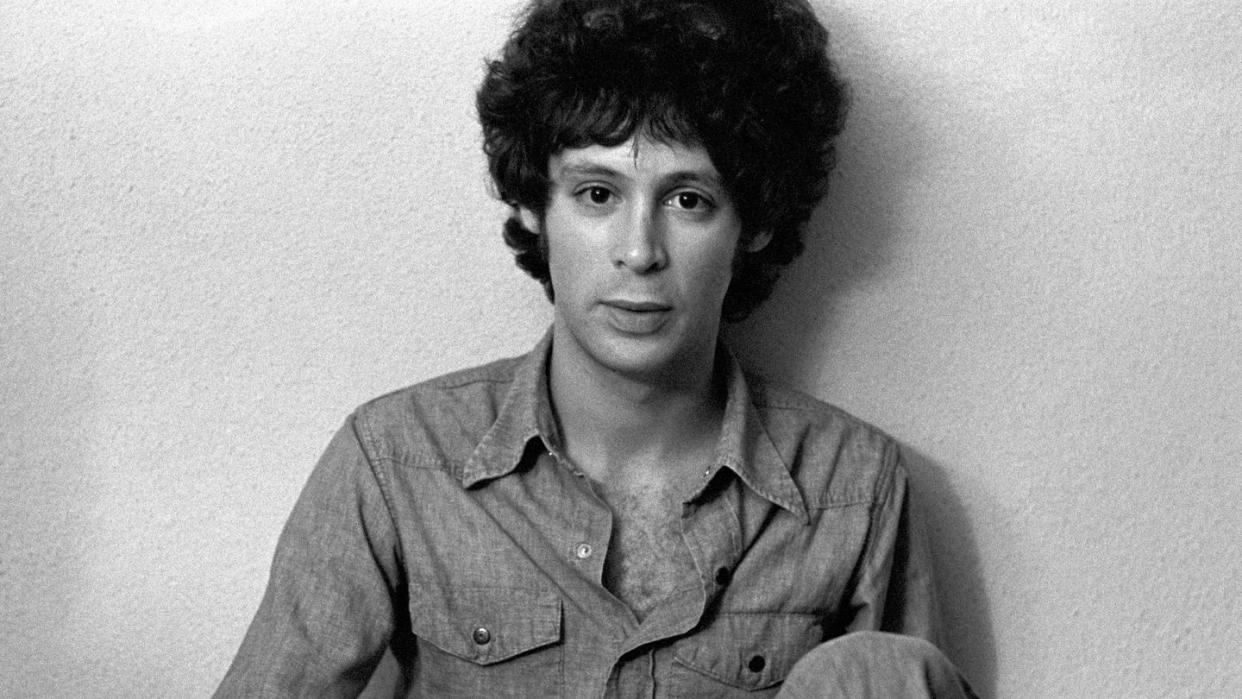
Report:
2,1,1238,696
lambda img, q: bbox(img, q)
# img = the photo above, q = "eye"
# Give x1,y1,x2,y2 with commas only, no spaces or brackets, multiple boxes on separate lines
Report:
666,191,714,212
578,186,613,206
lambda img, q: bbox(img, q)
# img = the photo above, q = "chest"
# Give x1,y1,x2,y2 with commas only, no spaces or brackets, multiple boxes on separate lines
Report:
391,460,876,697
592,471,699,621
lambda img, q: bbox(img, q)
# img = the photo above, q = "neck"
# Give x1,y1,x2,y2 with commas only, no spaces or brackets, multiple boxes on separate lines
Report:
548,332,725,480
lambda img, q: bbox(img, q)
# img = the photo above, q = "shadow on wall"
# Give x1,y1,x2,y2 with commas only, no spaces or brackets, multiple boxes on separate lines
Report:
725,4,997,695
904,448,996,695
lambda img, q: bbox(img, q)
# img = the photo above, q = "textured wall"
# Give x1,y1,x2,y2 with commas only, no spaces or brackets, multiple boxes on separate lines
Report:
2,0,1239,696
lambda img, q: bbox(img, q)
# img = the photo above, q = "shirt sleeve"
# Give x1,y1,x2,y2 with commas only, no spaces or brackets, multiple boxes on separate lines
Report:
843,441,941,645
215,415,404,697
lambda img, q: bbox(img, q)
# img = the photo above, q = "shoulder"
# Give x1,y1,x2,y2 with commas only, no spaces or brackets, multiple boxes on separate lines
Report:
348,353,525,468
746,372,902,507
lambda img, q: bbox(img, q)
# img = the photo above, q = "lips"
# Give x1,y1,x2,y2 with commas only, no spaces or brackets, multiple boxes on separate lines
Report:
604,299,672,313
601,298,672,334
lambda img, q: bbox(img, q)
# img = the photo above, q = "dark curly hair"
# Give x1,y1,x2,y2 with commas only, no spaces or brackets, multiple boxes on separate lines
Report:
477,0,848,321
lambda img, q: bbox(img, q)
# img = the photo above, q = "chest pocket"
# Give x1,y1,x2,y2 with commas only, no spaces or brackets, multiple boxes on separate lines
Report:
671,613,824,694
408,584,563,697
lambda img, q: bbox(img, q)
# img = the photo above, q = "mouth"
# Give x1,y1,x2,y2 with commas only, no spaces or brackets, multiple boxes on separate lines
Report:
600,299,673,334
603,299,672,313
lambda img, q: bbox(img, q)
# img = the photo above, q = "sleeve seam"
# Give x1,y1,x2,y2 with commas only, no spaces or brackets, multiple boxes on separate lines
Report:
350,410,407,578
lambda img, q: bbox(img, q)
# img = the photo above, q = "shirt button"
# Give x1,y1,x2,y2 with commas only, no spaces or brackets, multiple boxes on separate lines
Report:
703,467,711,478
748,655,766,672
575,543,593,559
472,627,491,645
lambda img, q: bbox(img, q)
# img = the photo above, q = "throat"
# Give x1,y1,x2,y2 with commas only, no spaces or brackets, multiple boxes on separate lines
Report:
547,322,728,478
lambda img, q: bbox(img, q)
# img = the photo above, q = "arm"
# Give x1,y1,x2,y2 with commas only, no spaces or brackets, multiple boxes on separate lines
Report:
844,442,941,645
215,416,404,697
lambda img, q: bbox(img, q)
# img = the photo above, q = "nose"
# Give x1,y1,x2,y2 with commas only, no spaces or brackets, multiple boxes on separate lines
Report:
612,207,667,273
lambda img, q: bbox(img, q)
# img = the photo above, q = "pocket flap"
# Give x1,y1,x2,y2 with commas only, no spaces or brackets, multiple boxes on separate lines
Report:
410,585,561,665
673,613,823,690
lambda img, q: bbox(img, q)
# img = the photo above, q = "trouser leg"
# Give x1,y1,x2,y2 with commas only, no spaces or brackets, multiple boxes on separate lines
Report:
776,631,978,699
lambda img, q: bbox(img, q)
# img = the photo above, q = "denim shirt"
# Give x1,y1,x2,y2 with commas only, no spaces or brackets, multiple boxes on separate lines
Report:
216,333,938,698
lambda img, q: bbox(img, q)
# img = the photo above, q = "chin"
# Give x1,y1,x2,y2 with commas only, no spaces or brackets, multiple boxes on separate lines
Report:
594,335,678,374
593,329,713,381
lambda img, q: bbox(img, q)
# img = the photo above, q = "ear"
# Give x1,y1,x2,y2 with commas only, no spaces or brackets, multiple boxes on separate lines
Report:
744,230,773,253
517,207,541,234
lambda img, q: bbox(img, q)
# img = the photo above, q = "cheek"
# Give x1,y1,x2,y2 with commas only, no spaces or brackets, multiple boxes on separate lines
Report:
708,258,737,300
688,239,740,295
675,251,735,319
544,222,596,295
545,244,572,295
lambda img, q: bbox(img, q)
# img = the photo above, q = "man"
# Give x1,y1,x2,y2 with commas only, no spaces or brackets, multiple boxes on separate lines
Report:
218,0,975,696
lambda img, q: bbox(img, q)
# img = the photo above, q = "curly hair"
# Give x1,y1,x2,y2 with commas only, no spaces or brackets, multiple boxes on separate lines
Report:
477,0,848,321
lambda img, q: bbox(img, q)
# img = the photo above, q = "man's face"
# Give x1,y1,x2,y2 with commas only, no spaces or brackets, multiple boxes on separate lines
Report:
522,135,762,383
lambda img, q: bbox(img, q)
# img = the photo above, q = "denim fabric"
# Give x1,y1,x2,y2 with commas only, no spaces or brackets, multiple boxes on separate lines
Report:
216,332,939,698
777,632,977,699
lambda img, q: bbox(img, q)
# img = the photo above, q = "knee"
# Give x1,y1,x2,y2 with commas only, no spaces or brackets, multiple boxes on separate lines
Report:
780,632,973,699
818,630,945,666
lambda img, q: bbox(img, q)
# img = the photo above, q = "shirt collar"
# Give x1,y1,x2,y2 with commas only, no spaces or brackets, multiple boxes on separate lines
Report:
461,331,809,523
712,345,810,523
460,330,558,488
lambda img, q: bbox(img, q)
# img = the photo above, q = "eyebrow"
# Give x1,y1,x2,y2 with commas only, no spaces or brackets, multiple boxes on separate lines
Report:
556,163,625,180
554,163,724,190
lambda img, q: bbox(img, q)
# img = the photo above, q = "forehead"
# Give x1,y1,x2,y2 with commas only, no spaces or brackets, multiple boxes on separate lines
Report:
550,136,721,183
